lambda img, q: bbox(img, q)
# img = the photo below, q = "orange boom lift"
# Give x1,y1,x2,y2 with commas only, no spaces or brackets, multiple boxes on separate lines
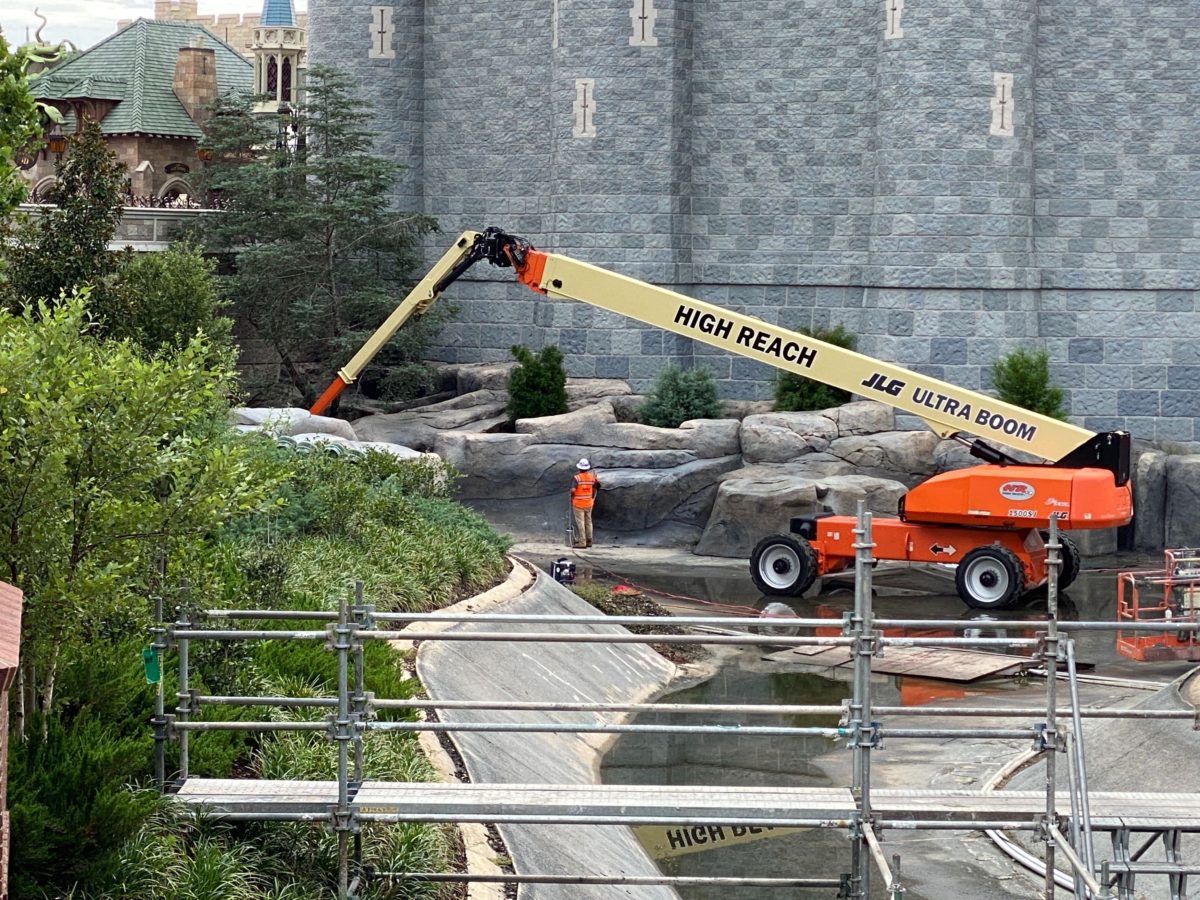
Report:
311,228,1133,610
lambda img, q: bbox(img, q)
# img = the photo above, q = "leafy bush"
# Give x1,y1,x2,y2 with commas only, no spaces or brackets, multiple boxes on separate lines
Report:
113,243,234,356
991,346,1067,420
773,324,857,411
507,344,568,423
639,365,722,428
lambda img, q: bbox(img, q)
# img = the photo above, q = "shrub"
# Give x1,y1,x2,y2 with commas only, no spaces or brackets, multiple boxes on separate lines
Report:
507,344,568,423
639,365,722,428
773,324,857,411
991,346,1067,420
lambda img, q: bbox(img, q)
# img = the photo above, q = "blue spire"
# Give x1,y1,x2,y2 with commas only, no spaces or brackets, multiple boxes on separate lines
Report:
260,0,295,27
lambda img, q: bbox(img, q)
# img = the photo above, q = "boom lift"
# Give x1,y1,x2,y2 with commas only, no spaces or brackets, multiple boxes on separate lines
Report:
311,228,1132,610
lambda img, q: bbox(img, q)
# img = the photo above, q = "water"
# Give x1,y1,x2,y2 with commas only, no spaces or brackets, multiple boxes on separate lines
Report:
593,556,1195,898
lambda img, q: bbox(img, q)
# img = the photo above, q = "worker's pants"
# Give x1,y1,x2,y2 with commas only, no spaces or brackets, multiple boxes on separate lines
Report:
572,505,593,547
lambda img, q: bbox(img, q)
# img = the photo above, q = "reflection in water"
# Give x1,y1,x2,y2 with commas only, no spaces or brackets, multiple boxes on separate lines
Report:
598,562,1156,897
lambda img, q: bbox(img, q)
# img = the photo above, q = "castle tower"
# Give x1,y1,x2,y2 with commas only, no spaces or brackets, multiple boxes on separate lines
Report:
252,0,305,113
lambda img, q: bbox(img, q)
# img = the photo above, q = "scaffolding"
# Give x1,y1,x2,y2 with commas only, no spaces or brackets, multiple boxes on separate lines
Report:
152,510,1200,899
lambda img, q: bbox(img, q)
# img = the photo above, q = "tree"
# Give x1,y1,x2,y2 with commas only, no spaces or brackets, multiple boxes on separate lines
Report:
0,30,49,219
639,365,722,428
198,67,441,408
774,323,857,411
3,118,129,327
0,296,278,729
507,344,568,423
991,346,1067,420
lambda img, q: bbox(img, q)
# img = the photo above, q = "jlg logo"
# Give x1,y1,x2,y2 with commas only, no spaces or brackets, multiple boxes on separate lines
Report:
999,481,1035,501
861,372,905,397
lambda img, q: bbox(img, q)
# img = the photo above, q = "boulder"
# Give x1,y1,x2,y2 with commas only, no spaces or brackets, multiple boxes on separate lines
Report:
1134,449,1167,551
1165,456,1200,547
435,432,702,500
597,455,744,532
436,361,516,393
694,462,907,558
352,389,508,450
516,404,741,458
287,433,435,462
565,378,633,409
741,402,895,464
826,431,941,484
232,407,358,441
720,399,774,421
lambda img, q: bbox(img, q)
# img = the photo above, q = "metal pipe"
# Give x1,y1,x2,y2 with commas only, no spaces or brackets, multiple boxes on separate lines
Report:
151,588,166,790
1055,827,1104,897
172,629,327,641
863,825,896,893
172,721,327,732
352,813,1044,829
378,873,844,887
1066,640,1097,881
369,630,1039,648
335,595,351,900
1064,730,1087,898
1044,515,1062,899
197,696,338,708
368,697,1195,720
359,719,1036,739
850,502,876,899
176,583,191,781
201,609,338,620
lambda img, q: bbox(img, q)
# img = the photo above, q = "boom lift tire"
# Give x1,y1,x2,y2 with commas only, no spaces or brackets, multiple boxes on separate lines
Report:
751,534,818,597
1040,531,1081,591
955,545,1026,610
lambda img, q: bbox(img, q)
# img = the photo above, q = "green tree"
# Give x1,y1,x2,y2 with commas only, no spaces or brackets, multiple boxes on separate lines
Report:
113,242,233,355
3,119,129,327
991,346,1067,420
198,67,440,408
639,365,722,428
774,323,857,411
507,344,568,423
0,295,277,727
0,30,50,218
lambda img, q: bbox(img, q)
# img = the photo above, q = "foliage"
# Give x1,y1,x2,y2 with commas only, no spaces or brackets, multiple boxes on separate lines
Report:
2,119,129,327
638,364,722,428
773,324,857,411
113,243,234,356
506,344,568,423
8,717,163,896
0,30,50,219
196,68,441,408
0,297,277,723
991,346,1067,420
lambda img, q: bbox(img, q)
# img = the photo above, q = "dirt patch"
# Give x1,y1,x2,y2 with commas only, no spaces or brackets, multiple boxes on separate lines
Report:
570,582,709,665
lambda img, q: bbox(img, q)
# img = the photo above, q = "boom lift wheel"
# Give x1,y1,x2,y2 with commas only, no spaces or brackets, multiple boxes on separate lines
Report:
955,545,1026,610
750,534,818,597
1040,531,1081,590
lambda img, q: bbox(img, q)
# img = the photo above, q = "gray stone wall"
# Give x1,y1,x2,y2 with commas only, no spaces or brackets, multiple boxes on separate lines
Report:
310,0,1200,444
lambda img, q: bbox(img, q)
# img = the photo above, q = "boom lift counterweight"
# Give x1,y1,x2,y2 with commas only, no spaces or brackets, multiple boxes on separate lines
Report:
311,228,1133,610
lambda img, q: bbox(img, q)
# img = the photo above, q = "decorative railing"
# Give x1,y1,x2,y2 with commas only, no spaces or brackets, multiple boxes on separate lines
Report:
16,204,222,251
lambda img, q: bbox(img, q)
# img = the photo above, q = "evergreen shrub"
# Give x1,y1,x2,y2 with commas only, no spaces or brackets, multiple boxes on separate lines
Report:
991,346,1067,420
773,324,857,411
639,365,722,428
507,344,568,423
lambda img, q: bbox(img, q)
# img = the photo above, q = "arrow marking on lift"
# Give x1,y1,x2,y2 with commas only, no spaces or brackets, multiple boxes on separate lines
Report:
930,544,957,556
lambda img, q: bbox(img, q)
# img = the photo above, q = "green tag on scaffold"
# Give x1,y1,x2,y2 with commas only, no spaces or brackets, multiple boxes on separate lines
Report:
142,647,161,685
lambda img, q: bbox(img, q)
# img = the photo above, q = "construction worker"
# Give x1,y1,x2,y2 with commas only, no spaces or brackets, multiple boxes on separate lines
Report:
570,458,600,549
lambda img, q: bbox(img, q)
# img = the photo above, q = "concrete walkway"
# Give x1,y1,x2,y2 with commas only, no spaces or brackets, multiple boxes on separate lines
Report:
411,557,681,899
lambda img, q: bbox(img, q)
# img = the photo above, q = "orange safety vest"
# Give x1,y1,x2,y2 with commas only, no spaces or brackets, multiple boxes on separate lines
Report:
571,470,599,509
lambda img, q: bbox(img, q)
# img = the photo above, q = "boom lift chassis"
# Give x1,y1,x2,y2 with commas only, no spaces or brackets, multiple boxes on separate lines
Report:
312,228,1133,611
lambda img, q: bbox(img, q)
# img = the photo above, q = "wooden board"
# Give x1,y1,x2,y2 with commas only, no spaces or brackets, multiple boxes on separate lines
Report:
762,646,1027,682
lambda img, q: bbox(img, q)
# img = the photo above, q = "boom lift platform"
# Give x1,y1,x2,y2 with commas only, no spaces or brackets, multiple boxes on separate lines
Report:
1117,549,1200,661
311,228,1133,611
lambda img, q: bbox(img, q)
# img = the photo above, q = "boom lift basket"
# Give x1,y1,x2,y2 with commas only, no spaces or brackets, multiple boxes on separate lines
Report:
1116,549,1200,661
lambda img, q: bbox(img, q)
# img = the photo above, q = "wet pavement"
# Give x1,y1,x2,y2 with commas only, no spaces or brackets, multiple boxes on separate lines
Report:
514,541,1197,898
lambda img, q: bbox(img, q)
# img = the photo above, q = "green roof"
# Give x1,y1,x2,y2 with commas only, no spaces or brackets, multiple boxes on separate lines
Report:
34,19,253,140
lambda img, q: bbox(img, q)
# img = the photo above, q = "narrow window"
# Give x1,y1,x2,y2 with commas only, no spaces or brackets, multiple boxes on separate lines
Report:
267,57,278,97
281,58,292,102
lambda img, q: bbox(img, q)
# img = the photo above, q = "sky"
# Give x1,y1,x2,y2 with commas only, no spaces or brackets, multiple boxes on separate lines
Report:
1,0,306,53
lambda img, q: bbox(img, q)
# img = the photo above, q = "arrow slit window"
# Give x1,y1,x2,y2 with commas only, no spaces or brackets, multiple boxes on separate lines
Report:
630,0,659,47
885,0,904,40
369,6,396,60
573,79,597,138
990,73,1015,137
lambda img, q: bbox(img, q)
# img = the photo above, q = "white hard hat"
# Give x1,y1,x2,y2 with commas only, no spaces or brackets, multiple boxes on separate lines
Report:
577,458,591,470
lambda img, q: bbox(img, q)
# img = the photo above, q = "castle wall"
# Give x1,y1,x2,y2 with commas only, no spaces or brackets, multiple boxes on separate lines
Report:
310,0,1200,443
